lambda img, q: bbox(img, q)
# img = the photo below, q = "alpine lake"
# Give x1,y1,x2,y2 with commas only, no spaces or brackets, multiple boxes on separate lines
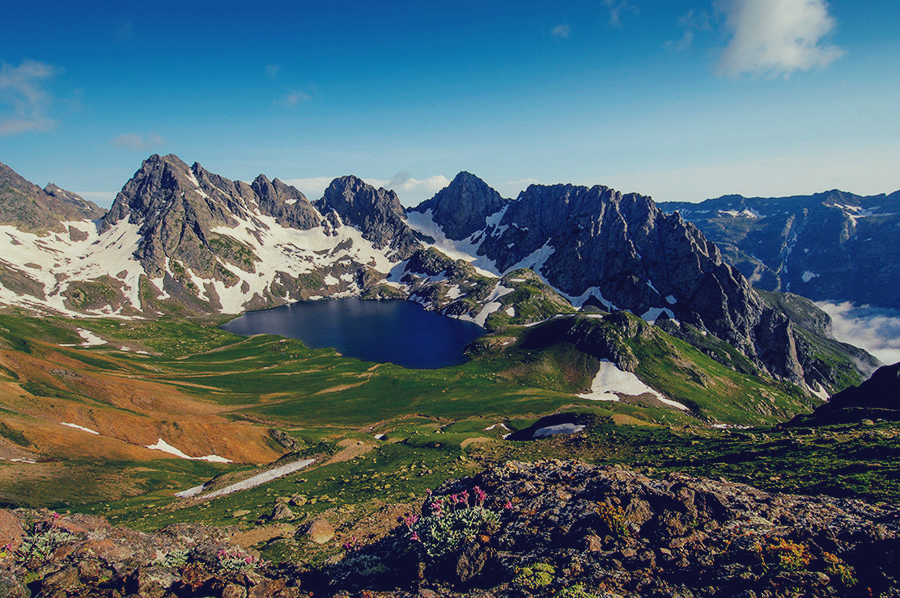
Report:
221,298,487,369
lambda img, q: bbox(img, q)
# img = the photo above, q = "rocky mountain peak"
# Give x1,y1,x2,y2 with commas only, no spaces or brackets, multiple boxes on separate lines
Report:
0,160,105,232
99,154,251,281
316,175,422,257
250,174,321,230
467,181,819,385
412,171,510,240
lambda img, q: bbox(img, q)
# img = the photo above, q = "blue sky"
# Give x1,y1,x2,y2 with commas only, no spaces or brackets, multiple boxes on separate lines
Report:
2,0,898,206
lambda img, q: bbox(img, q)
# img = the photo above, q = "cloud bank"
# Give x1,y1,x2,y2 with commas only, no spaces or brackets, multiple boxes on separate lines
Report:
817,302,900,366
284,173,450,206
0,59,60,136
717,0,845,77
368,172,451,206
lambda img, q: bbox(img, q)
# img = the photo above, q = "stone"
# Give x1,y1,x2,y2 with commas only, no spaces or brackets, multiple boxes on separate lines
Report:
305,518,335,544
0,510,25,550
270,502,294,521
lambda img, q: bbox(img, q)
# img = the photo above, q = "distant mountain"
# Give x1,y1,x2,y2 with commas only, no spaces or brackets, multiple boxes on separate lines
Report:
0,160,105,232
657,190,900,310
0,156,876,396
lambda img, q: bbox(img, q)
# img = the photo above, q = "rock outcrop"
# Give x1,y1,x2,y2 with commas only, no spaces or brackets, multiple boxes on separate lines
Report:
316,175,424,259
250,174,321,230
4,461,897,597
790,361,900,425
410,171,510,240
315,460,900,596
420,181,850,389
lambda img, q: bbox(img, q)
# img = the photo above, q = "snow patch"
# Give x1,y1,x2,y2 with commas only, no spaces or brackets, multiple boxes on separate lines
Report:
808,383,830,401
484,423,510,431
144,438,232,463
801,271,819,283
175,484,207,499
641,307,676,323
405,209,501,277
565,286,618,311
0,219,146,317
578,360,688,411
506,241,555,277
61,422,100,435
460,283,514,327
60,328,107,347
202,459,316,499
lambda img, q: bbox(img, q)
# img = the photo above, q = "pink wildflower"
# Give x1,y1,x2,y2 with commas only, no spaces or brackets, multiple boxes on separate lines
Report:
473,486,487,505
504,499,513,510
410,531,420,542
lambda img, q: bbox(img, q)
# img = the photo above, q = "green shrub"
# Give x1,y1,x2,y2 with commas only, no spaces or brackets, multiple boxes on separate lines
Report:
512,562,555,589
405,486,500,561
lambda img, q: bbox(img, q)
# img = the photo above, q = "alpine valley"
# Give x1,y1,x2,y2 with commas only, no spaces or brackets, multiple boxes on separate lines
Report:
1,155,899,597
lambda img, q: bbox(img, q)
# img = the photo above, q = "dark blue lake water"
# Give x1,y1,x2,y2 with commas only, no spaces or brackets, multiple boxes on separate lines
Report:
221,298,486,369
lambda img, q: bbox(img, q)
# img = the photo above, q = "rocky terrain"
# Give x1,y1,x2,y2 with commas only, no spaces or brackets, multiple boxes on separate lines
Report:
658,190,900,310
2,459,897,597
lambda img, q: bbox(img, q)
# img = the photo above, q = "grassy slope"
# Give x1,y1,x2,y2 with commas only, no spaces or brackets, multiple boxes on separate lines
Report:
1,308,897,568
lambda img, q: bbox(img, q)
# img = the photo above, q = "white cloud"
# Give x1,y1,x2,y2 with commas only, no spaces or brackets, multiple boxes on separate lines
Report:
367,172,452,206
0,59,60,136
110,133,165,152
665,10,710,52
278,90,311,107
283,173,449,205
817,302,900,367
665,30,695,52
286,174,535,206
601,0,638,28
282,176,335,201
717,0,845,77
551,24,571,38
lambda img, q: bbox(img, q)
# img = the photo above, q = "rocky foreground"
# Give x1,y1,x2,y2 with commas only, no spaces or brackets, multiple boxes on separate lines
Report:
2,460,899,597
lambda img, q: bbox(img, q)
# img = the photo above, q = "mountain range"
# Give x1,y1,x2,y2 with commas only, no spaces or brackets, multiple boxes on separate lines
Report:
658,190,900,310
0,155,884,396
